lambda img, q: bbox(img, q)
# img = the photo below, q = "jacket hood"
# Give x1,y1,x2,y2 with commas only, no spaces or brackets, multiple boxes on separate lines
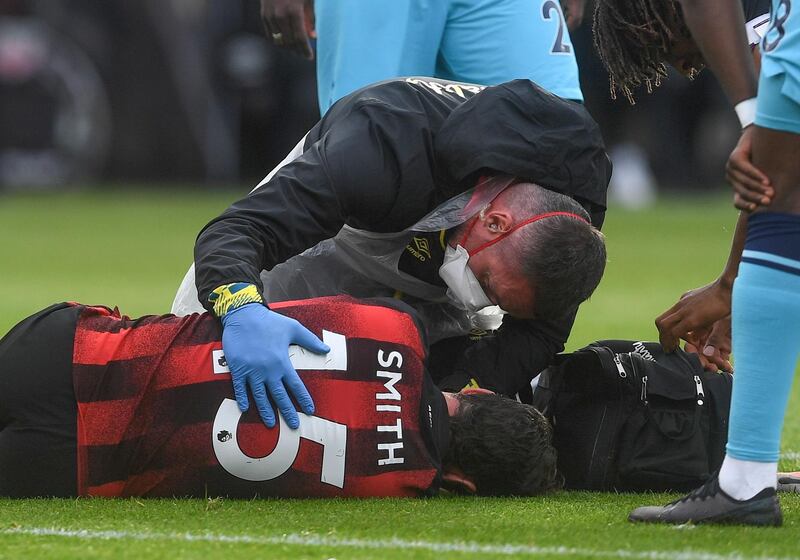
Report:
434,79,611,211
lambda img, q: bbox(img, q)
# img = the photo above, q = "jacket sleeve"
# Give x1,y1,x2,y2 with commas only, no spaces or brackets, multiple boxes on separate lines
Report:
440,312,574,397
193,104,405,309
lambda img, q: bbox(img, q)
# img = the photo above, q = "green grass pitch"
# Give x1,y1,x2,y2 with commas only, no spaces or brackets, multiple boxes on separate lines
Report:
1,188,799,559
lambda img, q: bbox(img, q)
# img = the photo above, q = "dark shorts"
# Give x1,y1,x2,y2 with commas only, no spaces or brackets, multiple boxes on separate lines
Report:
0,303,79,497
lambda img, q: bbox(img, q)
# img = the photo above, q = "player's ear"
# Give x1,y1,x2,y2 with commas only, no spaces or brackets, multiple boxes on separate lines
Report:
481,209,514,235
441,466,477,494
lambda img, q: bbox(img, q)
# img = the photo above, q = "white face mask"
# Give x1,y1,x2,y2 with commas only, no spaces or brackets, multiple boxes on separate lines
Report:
438,207,588,317
469,305,507,330
438,244,493,312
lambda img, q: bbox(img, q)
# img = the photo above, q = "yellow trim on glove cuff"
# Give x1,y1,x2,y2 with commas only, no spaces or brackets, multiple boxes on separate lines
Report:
209,282,263,317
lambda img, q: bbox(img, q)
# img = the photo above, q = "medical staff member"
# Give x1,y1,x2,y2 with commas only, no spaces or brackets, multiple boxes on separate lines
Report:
174,77,610,433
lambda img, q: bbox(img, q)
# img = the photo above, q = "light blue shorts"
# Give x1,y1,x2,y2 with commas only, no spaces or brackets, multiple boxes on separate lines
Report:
314,0,583,113
756,0,800,134
755,71,800,134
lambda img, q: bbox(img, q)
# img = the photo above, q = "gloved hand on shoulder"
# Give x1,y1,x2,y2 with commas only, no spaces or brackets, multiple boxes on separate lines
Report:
211,283,330,429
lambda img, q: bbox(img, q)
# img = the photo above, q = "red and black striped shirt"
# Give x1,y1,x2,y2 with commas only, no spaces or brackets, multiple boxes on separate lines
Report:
72,297,448,498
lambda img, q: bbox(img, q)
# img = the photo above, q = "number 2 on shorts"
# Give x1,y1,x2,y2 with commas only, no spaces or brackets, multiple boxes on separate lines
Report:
542,0,572,54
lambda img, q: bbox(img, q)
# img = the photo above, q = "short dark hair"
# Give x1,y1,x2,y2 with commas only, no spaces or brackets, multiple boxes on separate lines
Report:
443,392,560,496
501,183,607,321
592,0,688,102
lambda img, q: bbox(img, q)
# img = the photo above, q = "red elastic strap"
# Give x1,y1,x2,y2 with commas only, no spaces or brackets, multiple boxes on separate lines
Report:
468,211,589,256
459,213,483,248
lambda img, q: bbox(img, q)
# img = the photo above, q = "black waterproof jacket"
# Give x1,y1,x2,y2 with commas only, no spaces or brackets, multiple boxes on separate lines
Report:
194,77,611,395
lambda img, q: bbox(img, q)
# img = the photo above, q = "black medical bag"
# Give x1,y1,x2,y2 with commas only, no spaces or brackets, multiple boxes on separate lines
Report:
532,340,733,492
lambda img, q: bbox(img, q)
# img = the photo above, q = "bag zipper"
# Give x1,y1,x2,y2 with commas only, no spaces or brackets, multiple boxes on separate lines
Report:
613,354,627,378
694,375,705,406
623,352,647,405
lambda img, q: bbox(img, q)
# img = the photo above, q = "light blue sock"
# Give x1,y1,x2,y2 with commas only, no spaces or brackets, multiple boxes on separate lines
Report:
728,258,800,461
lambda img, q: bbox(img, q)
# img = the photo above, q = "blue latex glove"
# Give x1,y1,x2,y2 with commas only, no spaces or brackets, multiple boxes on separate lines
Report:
220,303,330,429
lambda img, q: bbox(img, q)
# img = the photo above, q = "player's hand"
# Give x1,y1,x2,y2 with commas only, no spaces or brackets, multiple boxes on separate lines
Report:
726,126,773,211
683,316,733,372
260,0,316,60
561,0,586,30
656,279,732,353
220,303,329,428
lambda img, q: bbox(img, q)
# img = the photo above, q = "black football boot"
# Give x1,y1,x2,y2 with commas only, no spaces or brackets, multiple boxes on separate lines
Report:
777,472,800,494
628,474,782,526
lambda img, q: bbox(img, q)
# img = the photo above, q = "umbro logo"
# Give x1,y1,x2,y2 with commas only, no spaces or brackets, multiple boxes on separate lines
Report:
406,236,432,261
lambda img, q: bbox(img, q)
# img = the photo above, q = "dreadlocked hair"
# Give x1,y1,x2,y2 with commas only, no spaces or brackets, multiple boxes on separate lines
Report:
592,0,685,103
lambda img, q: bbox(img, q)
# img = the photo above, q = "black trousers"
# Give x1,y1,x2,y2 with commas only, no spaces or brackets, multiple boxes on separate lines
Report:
0,303,79,497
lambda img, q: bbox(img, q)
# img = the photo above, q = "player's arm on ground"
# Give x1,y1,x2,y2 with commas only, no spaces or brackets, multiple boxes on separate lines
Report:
443,313,573,396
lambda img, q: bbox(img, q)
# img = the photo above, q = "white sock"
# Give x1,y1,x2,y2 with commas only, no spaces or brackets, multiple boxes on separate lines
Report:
718,455,777,501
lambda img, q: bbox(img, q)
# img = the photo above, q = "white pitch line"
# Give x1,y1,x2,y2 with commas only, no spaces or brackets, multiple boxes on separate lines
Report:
781,451,800,461
1,527,795,560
